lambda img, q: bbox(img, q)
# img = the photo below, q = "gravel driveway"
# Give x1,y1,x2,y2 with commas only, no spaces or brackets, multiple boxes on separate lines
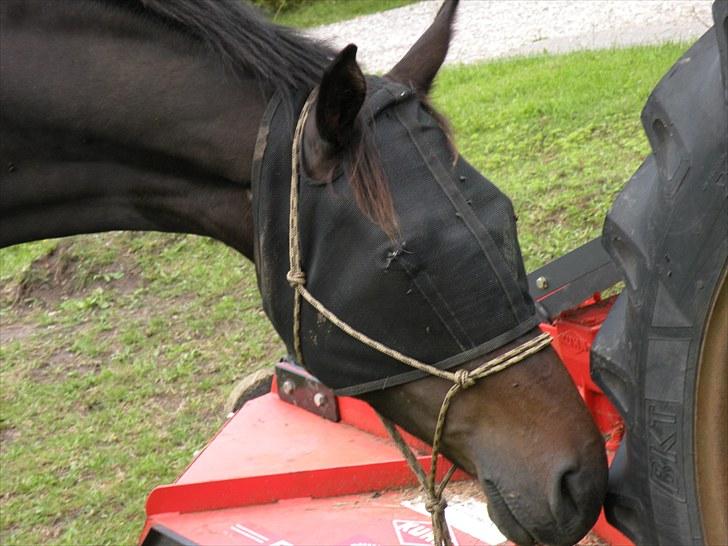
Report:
306,0,714,73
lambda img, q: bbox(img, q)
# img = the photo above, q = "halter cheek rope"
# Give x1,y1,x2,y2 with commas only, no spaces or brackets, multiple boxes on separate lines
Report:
287,89,551,546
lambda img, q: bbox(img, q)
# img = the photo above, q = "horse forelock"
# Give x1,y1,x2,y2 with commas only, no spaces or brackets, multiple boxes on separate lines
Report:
342,118,399,240
343,94,456,240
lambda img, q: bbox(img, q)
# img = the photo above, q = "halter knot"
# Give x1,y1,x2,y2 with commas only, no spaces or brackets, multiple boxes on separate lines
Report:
425,495,448,515
454,369,475,389
286,270,306,287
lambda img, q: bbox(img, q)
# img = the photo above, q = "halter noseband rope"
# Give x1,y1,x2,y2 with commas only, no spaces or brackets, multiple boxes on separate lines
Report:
287,89,551,546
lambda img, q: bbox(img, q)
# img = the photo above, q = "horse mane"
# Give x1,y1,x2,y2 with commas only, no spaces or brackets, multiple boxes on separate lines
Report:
117,0,408,237
132,0,333,93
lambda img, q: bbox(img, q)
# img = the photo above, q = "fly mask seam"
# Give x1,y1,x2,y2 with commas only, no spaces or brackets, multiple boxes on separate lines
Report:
286,89,551,546
392,108,531,324
395,257,474,351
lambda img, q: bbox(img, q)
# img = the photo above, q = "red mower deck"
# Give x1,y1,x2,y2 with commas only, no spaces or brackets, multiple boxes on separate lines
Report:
140,296,633,546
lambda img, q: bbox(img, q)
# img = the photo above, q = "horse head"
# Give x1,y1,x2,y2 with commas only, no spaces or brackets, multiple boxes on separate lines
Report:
266,2,608,544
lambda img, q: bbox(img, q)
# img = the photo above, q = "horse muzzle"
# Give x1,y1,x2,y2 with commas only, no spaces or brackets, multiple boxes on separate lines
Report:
482,452,607,546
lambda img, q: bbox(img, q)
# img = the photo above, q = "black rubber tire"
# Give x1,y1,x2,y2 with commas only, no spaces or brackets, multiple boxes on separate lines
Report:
591,3,728,545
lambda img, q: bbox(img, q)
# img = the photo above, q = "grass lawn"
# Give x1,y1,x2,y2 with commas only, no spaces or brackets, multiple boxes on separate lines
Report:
270,0,417,28
433,44,688,269
0,42,689,545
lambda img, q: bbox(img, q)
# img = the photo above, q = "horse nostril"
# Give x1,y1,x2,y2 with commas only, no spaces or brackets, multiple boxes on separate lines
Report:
549,463,583,525
549,460,605,532
557,468,579,519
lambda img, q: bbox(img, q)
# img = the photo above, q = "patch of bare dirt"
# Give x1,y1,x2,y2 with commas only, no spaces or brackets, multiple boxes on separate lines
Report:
0,323,34,343
28,349,103,385
8,240,142,309
0,426,20,445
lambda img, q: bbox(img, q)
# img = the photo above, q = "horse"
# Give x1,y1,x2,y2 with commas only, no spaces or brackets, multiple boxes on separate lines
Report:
0,1,608,544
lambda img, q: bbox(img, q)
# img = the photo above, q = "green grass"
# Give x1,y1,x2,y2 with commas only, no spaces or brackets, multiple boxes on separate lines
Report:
431,43,687,269
271,0,416,28
0,233,282,545
0,43,689,545
0,240,58,283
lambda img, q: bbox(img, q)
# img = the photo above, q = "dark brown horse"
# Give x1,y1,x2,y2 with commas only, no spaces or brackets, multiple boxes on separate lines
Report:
0,1,607,544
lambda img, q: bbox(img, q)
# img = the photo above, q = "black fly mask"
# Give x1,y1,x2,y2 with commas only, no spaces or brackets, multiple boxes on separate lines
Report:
252,77,538,396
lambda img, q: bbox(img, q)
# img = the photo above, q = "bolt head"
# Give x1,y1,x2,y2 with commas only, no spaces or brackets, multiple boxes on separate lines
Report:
536,276,549,290
313,392,327,407
282,380,295,396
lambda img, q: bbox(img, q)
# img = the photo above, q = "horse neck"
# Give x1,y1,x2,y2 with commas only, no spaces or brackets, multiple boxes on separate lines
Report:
0,0,276,258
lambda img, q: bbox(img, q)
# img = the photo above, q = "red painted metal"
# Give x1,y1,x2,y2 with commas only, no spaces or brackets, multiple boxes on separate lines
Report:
146,490,497,546
140,296,632,546
146,394,466,517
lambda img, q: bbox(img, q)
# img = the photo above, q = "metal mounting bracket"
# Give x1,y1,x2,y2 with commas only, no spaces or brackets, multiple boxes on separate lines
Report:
275,358,340,422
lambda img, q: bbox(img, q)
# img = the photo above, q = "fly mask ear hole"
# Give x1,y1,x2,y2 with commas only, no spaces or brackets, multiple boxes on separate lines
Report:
316,44,367,150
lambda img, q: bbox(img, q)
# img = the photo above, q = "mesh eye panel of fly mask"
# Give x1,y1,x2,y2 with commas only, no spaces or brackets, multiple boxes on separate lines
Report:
251,77,539,396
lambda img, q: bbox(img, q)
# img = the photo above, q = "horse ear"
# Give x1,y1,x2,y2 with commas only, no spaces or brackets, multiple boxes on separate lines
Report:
386,0,458,95
316,44,366,149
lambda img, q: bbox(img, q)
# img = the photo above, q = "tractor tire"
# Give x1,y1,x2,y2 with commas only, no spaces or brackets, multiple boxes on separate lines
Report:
591,3,728,545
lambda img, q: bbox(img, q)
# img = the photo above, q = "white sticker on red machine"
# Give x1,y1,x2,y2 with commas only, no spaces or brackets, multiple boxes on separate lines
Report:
401,497,507,545
230,523,293,545
392,519,460,546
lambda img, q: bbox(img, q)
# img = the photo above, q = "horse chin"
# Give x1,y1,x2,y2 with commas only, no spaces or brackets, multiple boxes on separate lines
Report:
482,480,536,546
482,479,590,546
